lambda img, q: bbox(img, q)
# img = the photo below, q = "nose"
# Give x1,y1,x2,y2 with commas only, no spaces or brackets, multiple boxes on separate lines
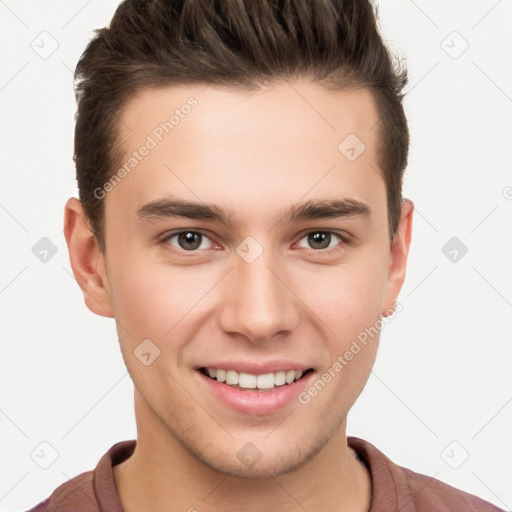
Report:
217,245,300,344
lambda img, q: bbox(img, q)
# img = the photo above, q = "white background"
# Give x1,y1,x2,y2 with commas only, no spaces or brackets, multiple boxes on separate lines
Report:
1,0,511,510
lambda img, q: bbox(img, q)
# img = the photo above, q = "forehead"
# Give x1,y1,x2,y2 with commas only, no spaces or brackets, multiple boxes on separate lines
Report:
118,81,380,155
107,80,384,228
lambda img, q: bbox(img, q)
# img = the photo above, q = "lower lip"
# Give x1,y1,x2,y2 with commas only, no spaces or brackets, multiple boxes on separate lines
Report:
198,371,314,415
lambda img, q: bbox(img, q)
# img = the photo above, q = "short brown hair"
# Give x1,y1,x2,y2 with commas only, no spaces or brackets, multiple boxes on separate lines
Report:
73,0,409,253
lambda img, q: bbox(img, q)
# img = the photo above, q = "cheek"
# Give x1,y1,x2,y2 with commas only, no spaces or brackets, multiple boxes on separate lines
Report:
299,262,387,411
106,250,187,344
299,250,390,342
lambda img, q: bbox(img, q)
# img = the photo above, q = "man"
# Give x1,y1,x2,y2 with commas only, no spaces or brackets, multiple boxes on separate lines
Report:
28,0,504,510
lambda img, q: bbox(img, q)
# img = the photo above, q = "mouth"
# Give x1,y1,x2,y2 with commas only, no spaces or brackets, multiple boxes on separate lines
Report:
198,367,314,392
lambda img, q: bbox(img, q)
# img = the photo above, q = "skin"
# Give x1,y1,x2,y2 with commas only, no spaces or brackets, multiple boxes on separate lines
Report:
64,80,413,512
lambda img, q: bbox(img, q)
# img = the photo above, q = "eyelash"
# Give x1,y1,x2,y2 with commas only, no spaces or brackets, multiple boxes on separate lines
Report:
157,229,351,255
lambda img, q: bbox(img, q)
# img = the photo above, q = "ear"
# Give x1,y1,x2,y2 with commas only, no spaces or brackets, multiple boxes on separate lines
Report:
63,197,114,318
382,199,414,316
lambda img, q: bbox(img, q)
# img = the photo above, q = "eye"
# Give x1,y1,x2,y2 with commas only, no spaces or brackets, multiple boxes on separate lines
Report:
296,230,346,252
160,230,215,252
159,229,349,255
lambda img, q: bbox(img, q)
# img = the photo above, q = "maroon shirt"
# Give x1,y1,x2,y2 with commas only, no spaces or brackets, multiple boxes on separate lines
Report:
27,437,504,511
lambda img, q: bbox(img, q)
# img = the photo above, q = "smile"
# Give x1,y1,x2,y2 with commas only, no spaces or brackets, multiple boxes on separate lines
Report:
199,367,313,392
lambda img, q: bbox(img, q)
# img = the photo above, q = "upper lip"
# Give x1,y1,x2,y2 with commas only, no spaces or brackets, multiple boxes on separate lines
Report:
197,360,313,375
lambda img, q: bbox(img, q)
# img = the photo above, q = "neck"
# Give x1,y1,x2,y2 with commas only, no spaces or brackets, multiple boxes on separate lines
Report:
113,393,371,512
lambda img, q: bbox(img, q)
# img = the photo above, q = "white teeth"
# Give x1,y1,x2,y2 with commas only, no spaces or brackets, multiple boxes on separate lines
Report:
226,370,239,385
256,373,275,389
239,372,257,389
285,370,296,384
204,368,307,390
274,371,286,386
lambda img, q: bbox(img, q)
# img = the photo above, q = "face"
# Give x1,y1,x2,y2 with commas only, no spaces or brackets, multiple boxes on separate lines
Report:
68,80,412,478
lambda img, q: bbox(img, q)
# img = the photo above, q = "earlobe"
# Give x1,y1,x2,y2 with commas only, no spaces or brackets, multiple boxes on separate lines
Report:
63,197,114,318
382,199,414,315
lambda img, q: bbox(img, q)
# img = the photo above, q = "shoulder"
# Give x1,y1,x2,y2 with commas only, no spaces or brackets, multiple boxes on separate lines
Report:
24,440,135,512
347,436,504,512
24,470,97,512
398,463,503,511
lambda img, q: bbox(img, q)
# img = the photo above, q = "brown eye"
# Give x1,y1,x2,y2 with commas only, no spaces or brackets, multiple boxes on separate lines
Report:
308,232,330,250
162,231,212,252
177,232,203,250
297,231,345,251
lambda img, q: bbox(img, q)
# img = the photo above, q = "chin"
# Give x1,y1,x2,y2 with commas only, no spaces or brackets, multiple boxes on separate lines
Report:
181,423,339,480
194,447,314,479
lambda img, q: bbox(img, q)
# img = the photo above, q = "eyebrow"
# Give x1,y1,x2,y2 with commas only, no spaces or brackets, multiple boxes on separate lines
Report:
136,196,371,225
